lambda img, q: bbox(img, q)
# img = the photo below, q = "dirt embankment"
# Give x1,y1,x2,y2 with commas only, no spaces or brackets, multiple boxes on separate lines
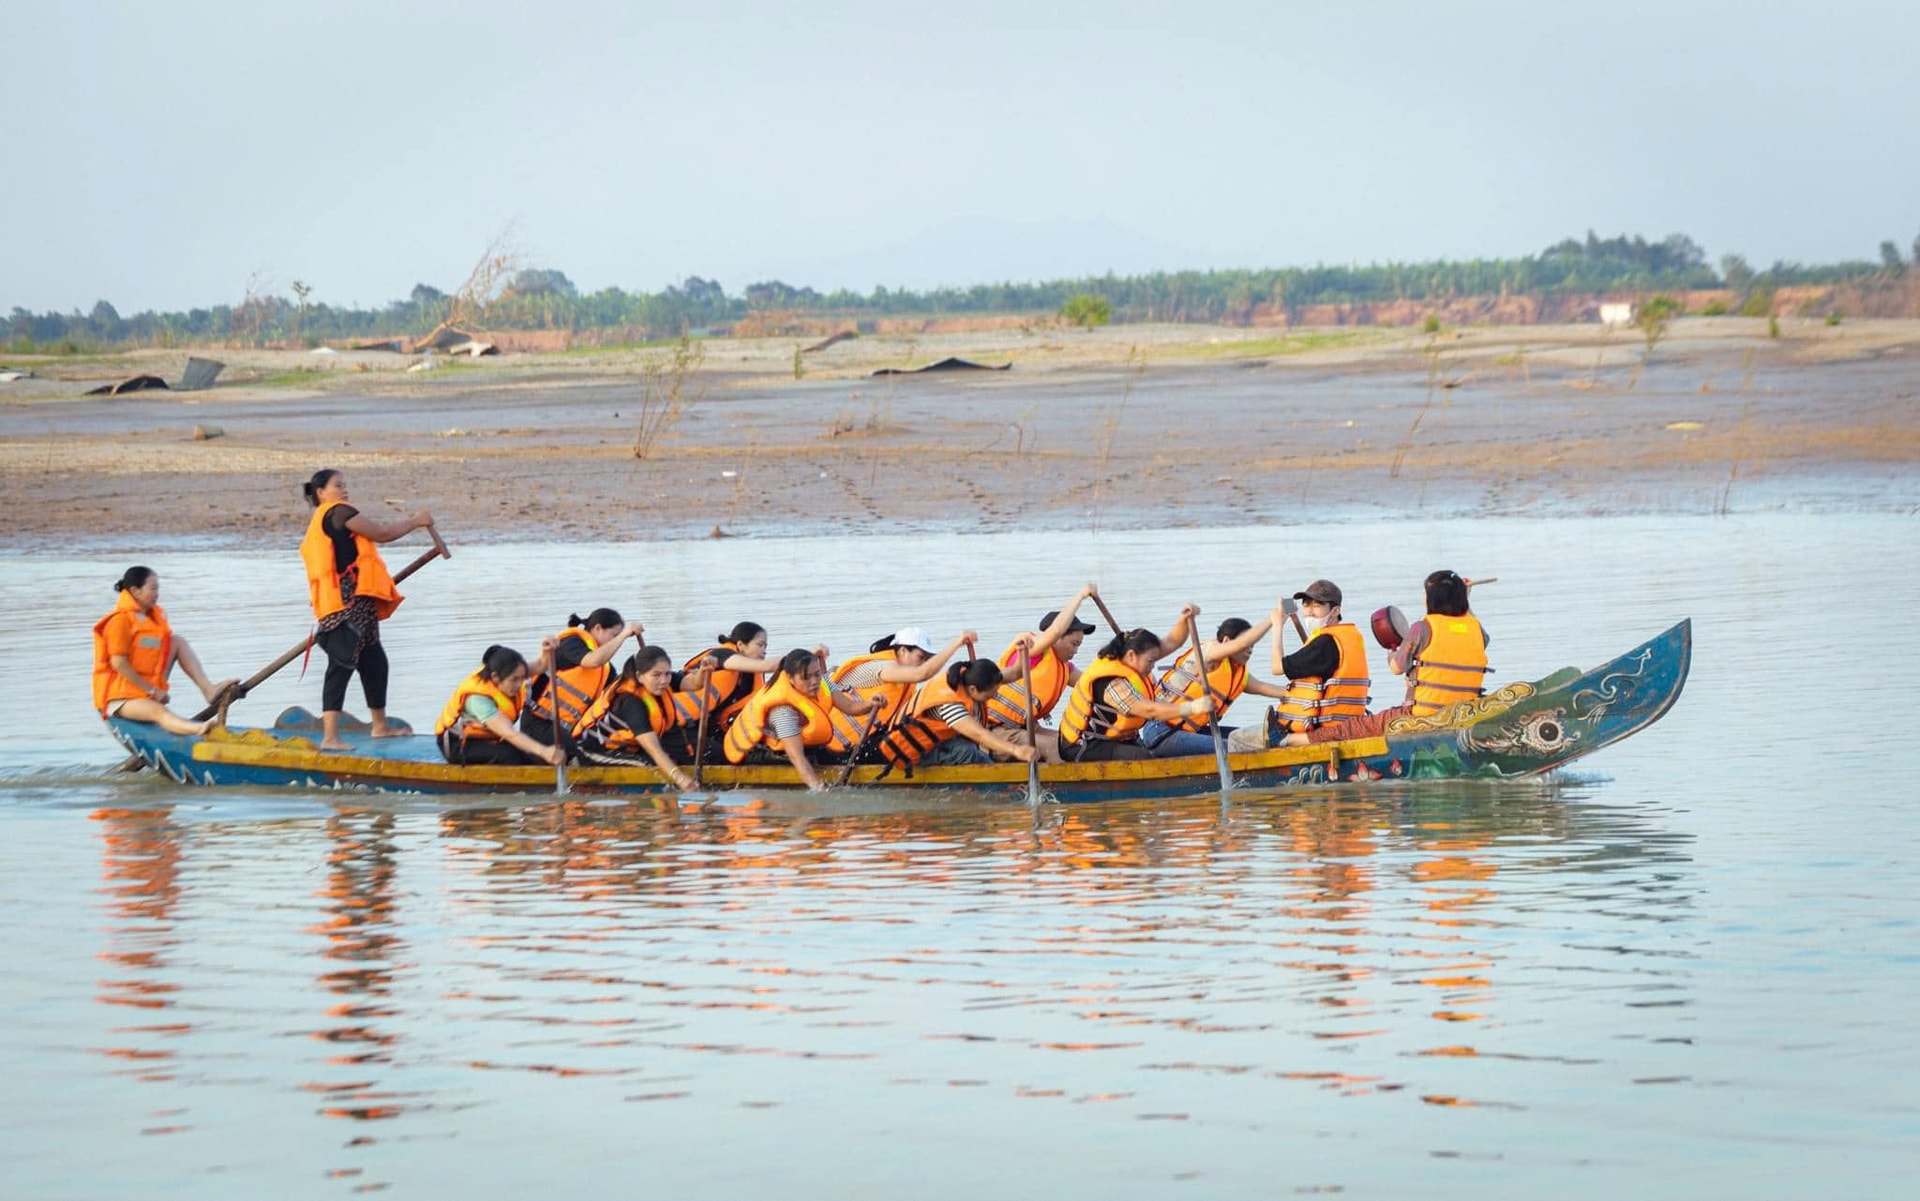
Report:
2,320,1915,550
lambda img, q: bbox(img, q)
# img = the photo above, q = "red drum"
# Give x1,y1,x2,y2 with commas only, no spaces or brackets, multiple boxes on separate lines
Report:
1370,605,1409,650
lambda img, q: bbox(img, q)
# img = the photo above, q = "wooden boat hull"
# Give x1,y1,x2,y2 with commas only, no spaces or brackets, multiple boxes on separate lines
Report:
106,621,1690,804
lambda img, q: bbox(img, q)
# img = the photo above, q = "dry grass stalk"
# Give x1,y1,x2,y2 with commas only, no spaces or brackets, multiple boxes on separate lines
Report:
1091,345,1146,533
448,226,521,332
632,335,707,460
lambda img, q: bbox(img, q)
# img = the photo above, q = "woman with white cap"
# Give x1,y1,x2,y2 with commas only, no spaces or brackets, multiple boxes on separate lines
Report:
823,626,977,759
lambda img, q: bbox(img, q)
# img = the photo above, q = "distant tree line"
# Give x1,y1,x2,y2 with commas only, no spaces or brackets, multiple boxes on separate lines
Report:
7,232,1916,352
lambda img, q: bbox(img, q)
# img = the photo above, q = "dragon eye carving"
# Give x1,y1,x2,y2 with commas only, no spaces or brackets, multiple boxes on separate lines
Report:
1518,713,1568,752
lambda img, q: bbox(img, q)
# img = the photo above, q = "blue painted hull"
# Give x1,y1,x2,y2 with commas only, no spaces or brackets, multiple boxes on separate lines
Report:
107,620,1690,806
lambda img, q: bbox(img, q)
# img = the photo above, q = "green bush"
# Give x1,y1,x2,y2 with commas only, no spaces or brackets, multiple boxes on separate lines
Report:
1740,292,1773,318
1422,314,1442,334
1060,293,1112,329
1700,300,1730,316
1768,316,1780,338
1826,311,1843,326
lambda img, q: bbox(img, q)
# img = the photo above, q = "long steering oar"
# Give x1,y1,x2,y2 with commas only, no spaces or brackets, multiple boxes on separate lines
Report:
1020,646,1043,808
1187,619,1234,800
192,526,450,724
115,526,450,773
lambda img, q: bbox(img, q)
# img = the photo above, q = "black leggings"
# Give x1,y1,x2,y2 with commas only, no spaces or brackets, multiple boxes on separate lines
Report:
438,730,535,766
318,624,389,713
1062,737,1150,762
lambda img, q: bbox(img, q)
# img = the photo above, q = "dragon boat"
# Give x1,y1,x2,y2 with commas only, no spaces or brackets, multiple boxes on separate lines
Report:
105,620,1690,805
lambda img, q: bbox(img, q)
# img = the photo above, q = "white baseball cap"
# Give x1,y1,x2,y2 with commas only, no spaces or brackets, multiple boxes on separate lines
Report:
891,626,935,653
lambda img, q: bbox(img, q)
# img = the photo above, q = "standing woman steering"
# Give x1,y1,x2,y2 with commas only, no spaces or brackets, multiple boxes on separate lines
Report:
300,468,434,751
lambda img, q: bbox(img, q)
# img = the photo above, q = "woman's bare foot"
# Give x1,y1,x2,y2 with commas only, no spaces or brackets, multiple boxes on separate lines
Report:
369,724,412,739
319,740,353,753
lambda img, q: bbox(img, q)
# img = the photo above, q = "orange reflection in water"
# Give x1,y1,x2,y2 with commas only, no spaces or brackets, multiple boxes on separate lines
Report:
89,808,189,1079
307,810,406,1117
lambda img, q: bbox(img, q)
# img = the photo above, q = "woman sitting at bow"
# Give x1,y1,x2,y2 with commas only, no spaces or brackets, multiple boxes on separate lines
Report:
570,646,708,790
722,649,878,792
435,643,567,767
878,655,1039,776
92,566,237,737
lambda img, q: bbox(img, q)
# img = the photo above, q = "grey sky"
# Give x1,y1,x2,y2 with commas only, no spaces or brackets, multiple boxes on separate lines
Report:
8,0,1917,313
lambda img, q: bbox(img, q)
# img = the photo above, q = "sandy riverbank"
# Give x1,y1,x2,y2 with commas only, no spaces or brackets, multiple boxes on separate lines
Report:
2,319,1915,551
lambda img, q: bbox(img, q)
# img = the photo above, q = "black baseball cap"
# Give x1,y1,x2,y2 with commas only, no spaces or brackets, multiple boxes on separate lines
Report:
1040,609,1097,634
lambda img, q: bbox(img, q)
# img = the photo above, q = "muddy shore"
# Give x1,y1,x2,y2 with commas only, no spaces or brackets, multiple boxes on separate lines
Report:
2,319,1915,551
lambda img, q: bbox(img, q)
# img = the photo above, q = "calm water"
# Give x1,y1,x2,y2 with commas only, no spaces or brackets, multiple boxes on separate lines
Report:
2,514,1916,1199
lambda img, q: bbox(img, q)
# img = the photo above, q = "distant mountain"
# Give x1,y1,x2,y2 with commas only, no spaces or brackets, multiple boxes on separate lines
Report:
761,215,1211,293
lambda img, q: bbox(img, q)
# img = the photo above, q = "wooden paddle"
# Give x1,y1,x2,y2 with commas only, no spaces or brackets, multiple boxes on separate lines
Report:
115,526,451,773
1186,618,1234,799
1020,645,1042,808
690,656,714,789
1280,596,1309,641
547,655,568,796
1090,594,1125,636
833,703,887,787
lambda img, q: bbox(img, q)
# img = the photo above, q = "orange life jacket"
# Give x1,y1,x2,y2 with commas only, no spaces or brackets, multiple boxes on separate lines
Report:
825,650,913,754
1058,658,1152,746
982,640,1070,728
723,673,836,764
877,672,985,776
1277,622,1373,732
92,592,173,714
435,671,521,741
1410,614,1489,717
689,641,764,727
300,501,402,622
521,628,610,730
572,676,703,755
1157,648,1249,733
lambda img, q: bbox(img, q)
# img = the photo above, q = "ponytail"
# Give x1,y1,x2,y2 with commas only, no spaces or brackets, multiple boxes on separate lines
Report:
946,659,1004,693
479,644,527,682
629,645,670,678
867,633,897,654
1098,629,1162,660
114,565,156,594
777,648,821,679
1425,570,1471,617
302,468,341,508
575,607,622,631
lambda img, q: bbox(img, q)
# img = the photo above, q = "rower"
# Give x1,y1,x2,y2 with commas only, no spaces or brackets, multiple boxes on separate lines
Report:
570,646,707,789
1057,608,1213,763
300,468,434,751
980,583,1100,763
722,648,878,792
92,566,237,737
823,627,976,760
1146,612,1291,757
877,656,1039,775
435,643,567,767
519,608,644,745
685,621,797,737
